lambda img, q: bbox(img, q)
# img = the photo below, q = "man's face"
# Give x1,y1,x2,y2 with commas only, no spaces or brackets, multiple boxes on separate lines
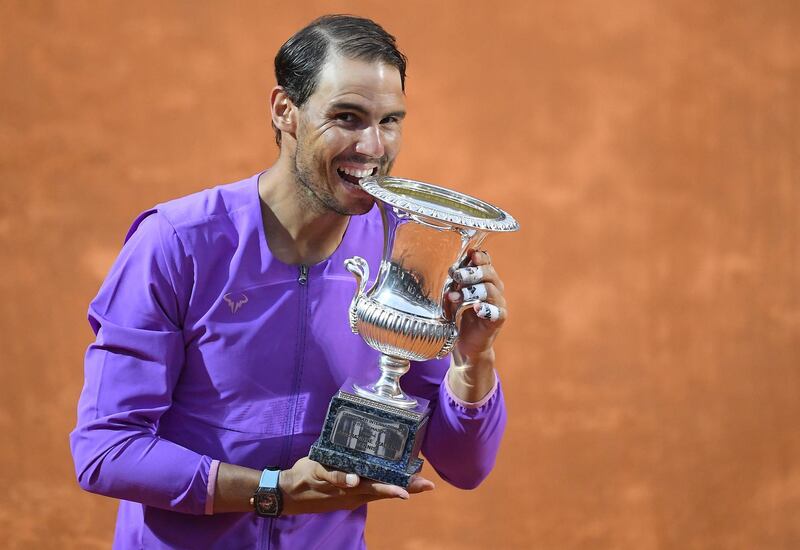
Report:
291,54,406,216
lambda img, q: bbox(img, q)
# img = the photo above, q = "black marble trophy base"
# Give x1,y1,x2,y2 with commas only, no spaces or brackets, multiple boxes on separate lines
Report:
309,383,430,488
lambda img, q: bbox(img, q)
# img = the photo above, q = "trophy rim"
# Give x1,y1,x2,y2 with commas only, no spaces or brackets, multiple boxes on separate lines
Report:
359,176,520,232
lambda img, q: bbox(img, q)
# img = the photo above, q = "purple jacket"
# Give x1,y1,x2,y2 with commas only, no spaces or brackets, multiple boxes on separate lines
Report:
70,174,506,549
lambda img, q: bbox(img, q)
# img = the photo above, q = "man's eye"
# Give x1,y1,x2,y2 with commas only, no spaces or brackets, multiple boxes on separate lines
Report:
381,116,399,125
336,113,356,122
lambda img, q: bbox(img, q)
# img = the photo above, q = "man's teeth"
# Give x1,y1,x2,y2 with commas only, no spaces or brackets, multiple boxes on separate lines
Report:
339,167,375,178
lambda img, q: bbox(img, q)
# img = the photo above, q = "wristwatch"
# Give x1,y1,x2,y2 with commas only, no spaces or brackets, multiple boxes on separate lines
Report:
250,468,283,518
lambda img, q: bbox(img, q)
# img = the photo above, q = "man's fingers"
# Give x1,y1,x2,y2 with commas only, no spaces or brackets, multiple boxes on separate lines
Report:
449,282,506,311
360,481,410,500
451,265,484,285
451,263,504,292
316,464,360,488
471,249,491,265
312,461,410,500
407,475,435,494
461,283,488,301
474,302,503,321
459,249,491,266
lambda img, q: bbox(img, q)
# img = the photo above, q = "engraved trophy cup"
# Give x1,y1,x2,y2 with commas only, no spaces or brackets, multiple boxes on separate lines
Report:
309,176,519,487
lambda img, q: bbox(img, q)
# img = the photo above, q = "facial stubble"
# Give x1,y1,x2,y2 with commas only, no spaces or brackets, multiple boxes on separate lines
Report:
291,131,394,217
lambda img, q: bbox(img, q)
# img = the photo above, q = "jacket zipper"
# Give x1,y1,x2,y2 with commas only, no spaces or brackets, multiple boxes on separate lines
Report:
285,264,309,460
267,265,310,548
283,265,309,461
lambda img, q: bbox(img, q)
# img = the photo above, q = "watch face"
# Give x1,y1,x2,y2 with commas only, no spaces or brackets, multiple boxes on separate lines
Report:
255,491,278,515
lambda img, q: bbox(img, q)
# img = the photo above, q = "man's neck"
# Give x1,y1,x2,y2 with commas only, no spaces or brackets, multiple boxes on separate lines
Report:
257,160,351,266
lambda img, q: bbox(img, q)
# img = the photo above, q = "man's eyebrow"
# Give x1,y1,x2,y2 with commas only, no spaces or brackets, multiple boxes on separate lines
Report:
329,102,406,120
383,110,407,120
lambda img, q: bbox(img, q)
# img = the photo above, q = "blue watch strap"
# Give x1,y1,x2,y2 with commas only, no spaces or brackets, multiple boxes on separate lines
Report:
259,468,280,489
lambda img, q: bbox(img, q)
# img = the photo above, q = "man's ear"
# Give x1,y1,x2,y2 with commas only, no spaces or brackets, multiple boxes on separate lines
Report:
271,86,297,139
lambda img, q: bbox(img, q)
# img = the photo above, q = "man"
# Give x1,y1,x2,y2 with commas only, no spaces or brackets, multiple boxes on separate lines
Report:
71,15,508,549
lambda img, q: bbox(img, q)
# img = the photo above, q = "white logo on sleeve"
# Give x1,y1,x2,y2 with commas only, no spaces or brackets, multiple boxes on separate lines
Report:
223,292,248,313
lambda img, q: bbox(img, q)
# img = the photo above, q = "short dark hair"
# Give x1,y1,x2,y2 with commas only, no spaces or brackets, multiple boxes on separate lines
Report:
272,14,407,146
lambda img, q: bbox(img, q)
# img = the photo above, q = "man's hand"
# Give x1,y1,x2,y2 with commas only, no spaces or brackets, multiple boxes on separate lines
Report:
280,457,434,515
446,249,507,403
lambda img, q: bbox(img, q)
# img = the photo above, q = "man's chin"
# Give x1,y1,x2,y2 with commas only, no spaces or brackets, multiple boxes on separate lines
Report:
321,193,374,217
343,198,375,216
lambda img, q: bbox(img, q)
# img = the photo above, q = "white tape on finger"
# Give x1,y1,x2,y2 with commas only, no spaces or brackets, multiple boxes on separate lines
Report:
462,283,488,301
475,302,501,321
453,266,484,285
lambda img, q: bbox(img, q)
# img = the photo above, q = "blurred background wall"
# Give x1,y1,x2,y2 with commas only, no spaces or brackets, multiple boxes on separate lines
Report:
1,1,798,548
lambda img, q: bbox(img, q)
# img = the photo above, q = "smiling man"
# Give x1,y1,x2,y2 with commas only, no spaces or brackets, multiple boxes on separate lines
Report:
71,15,508,549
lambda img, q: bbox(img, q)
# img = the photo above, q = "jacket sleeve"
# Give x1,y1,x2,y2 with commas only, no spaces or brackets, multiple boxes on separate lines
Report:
404,357,507,490
69,210,212,515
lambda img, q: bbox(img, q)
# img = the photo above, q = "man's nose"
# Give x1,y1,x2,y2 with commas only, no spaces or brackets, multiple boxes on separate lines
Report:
355,126,385,158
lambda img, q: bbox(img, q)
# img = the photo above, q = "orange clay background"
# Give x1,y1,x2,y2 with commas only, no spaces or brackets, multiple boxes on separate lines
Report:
1,1,799,548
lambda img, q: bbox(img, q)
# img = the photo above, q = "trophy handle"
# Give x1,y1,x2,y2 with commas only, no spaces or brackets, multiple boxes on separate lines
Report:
454,298,482,328
345,256,369,294
436,297,481,359
345,256,370,333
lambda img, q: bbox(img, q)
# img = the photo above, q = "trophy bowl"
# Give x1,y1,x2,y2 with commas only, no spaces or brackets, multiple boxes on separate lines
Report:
345,176,519,408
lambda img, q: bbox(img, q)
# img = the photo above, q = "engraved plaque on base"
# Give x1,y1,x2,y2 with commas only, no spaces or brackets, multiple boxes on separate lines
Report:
309,380,429,488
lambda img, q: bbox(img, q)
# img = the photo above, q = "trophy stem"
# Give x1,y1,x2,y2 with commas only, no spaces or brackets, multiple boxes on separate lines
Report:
353,354,418,409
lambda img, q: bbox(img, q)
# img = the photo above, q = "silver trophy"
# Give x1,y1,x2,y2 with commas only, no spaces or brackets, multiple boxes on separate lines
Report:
309,176,519,486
